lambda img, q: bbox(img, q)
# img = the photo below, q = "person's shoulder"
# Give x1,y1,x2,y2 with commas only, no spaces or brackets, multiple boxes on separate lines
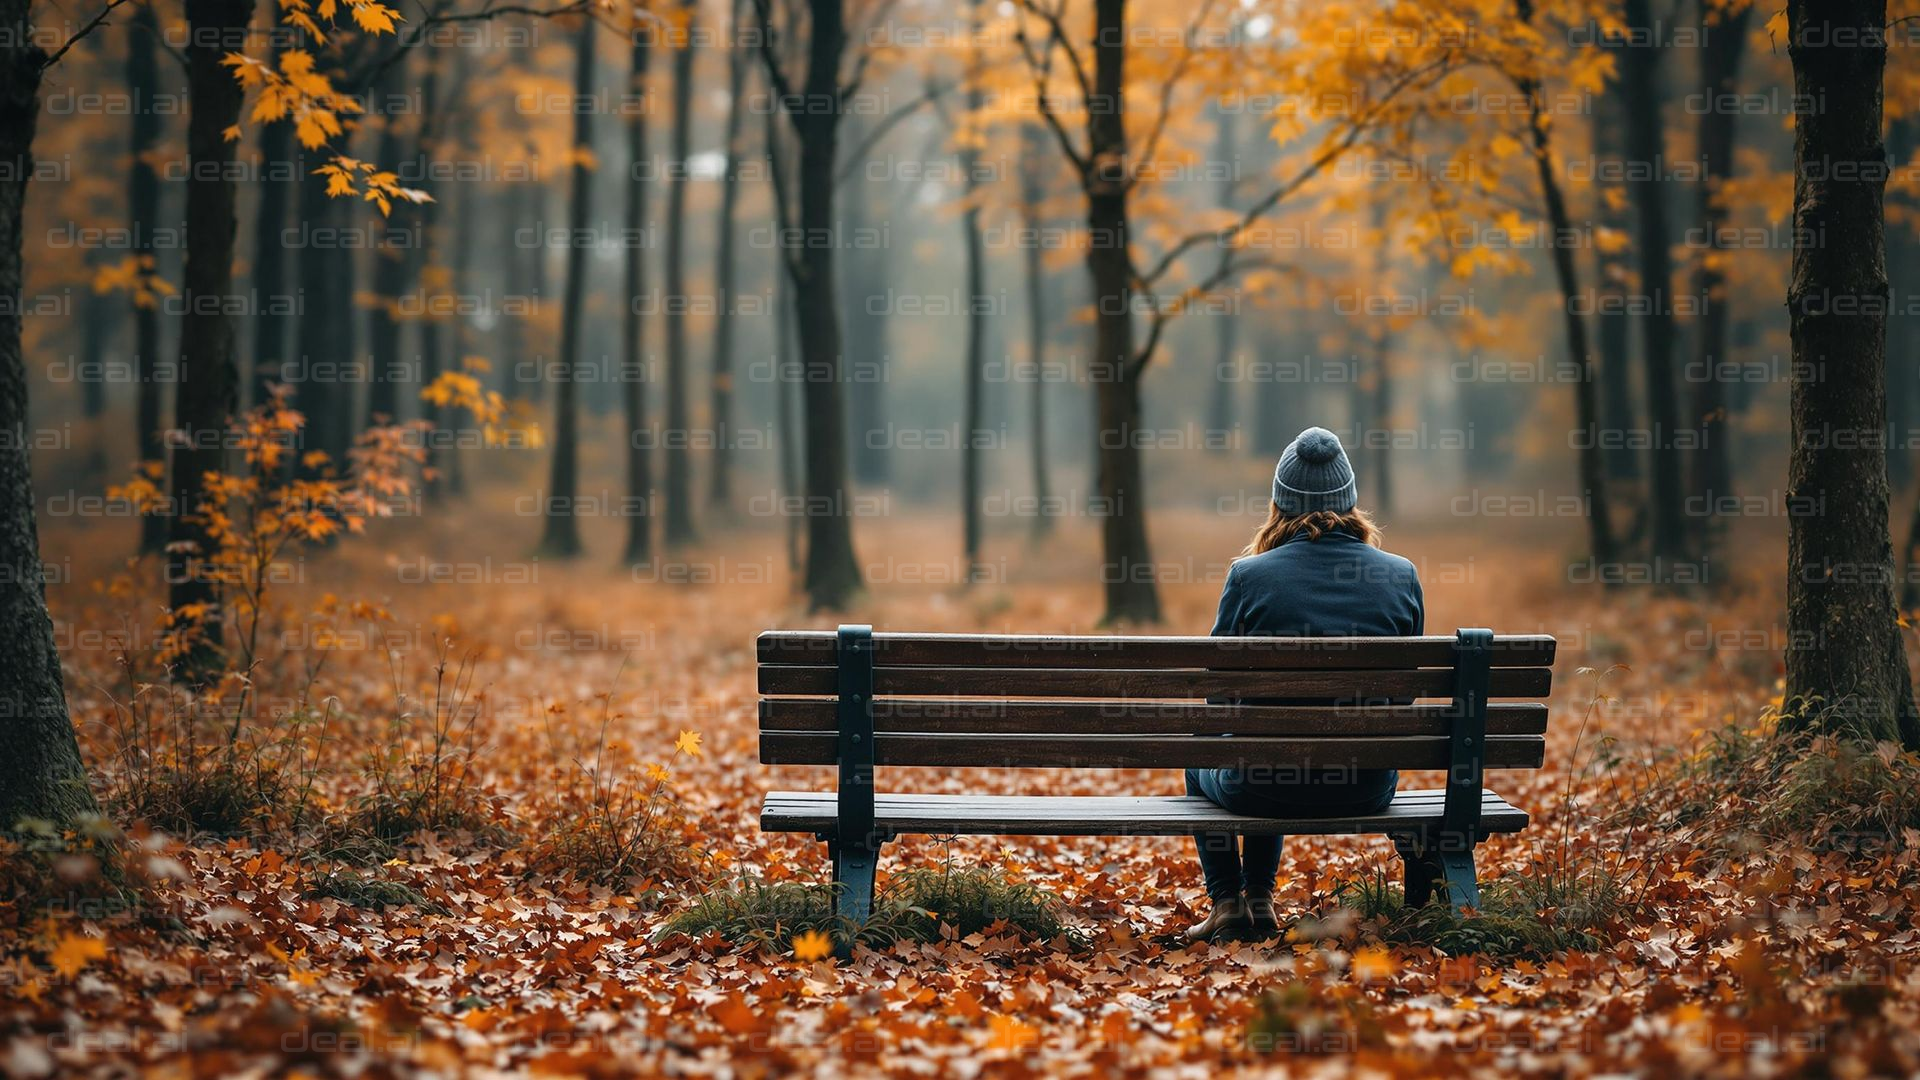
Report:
1362,543,1422,580
1232,545,1296,575
1370,544,1418,568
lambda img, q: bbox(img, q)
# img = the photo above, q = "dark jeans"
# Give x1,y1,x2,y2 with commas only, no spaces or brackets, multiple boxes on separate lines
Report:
1185,767,1400,901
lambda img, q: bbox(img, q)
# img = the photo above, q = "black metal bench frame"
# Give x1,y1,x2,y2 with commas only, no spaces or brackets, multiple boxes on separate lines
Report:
787,624,1509,931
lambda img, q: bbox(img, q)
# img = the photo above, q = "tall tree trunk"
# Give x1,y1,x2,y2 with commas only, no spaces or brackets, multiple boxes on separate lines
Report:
1362,201,1392,515
959,1,986,579
169,0,254,673
839,110,890,487
503,180,536,403
1086,0,1159,624
1686,2,1752,556
446,172,475,498
777,272,802,579
1781,0,1920,749
528,182,551,406
1888,118,1920,495
0,0,101,831
765,89,804,579
1253,325,1296,458
295,145,353,472
1369,331,1391,514
661,0,698,546
1205,105,1237,455
1019,123,1053,540
364,55,411,427
538,17,596,559
414,49,445,498
1208,303,1238,456
707,0,748,513
1520,0,1615,569
1620,0,1690,564
129,0,168,553
79,286,109,478
624,22,653,567
250,35,294,410
778,0,863,609
1590,91,1639,487
1881,118,1912,491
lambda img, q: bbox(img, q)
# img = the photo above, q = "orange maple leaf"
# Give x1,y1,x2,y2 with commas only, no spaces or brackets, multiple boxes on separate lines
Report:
1351,945,1397,983
710,994,766,1036
791,929,833,963
48,933,107,979
987,1013,1038,1051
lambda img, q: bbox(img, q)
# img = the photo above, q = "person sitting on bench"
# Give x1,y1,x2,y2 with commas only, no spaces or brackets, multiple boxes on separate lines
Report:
1185,426,1425,943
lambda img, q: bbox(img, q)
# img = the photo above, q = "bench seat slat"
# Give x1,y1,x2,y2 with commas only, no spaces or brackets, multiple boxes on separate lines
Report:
758,665,1552,700
761,789,1530,837
758,699,1550,736
759,732,1546,770
757,632,1556,670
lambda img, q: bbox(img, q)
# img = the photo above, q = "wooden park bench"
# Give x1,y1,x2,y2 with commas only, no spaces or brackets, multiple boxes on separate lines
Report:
756,626,1555,928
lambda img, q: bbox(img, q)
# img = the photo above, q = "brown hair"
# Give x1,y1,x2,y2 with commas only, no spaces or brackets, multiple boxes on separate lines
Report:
1238,503,1381,558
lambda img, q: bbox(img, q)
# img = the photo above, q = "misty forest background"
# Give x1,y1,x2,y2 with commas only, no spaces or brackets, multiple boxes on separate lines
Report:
27,0,1916,610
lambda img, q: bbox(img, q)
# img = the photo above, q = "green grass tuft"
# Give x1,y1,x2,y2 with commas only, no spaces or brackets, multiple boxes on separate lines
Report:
1325,862,1617,958
1674,716,1920,852
1757,735,1920,848
661,864,1080,952
304,868,445,913
116,759,287,838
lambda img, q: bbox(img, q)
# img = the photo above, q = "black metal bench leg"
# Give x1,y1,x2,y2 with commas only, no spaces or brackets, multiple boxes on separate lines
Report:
1396,842,1437,909
1437,847,1479,911
830,839,881,948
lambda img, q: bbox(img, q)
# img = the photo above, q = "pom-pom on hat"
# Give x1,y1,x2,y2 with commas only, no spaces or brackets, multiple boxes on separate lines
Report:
1272,427,1357,515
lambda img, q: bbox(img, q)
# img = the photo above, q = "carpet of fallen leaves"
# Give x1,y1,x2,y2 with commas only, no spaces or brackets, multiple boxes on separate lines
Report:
8,505,1920,1078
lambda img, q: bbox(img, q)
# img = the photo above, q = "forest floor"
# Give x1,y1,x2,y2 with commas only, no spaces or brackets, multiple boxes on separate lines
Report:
7,505,1920,1077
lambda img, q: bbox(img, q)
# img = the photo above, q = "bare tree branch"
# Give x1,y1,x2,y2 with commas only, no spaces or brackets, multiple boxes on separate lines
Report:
1128,0,1218,192
833,76,953,185
750,0,802,122
1018,0,1093,111
1129,259,1319,378
840,0,904,98
40,0,135,70
1011,1,1089,177
1135,56,1453,289
759,26,801,279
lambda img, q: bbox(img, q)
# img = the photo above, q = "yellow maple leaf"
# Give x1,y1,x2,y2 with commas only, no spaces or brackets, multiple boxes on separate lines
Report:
674,729,702,757
351,1,400,33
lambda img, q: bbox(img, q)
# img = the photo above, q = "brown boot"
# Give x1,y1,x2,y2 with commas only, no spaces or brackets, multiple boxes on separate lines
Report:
1244,895,1280,940
1183,896,1250,944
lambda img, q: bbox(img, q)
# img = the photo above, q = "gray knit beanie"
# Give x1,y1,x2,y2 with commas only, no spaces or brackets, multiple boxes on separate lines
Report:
1272,427,1357,515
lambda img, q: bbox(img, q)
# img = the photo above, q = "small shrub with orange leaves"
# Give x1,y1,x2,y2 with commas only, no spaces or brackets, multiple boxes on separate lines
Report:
344,636,510,846
95,390,466,843
526,683,703,887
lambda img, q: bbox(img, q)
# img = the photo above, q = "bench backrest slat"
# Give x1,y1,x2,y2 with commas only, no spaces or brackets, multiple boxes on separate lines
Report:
760,664,1551,699
759,732,1546,770
757,631,1555,670
758,699,1550,737
754,630,1554,774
